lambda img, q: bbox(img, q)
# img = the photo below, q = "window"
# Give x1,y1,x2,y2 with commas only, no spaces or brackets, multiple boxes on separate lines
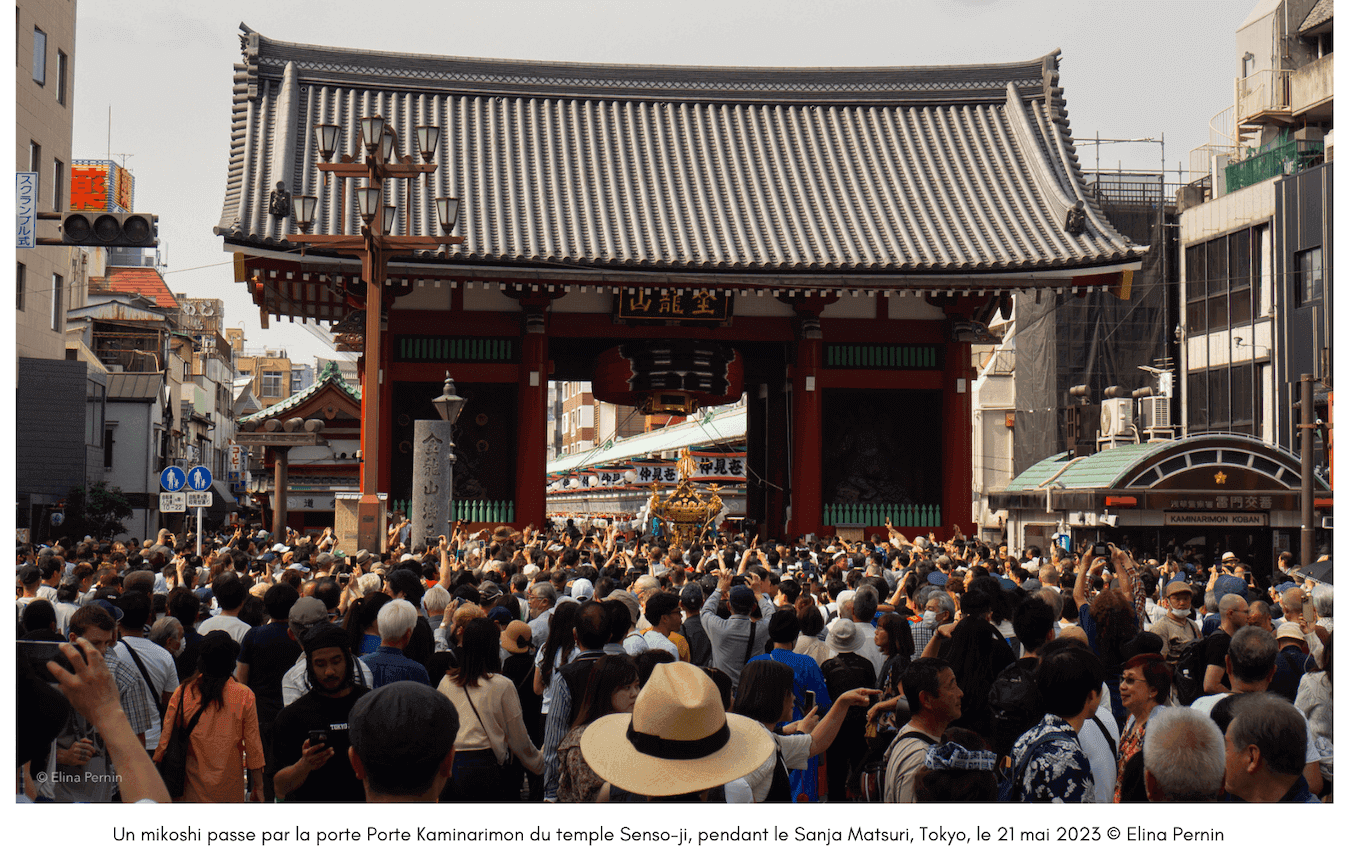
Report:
29,140,41,181
32,26,45,84
1188,365,1262,439
104,425,115,469
52,158,63,213
261,371,284,399
1185,228,1265,334
16,262,24,311
55,49,66,105
51,274,63,331
1294,247,1323,307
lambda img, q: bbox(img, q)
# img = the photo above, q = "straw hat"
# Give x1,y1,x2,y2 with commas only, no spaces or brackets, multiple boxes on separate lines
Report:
580,661,773,797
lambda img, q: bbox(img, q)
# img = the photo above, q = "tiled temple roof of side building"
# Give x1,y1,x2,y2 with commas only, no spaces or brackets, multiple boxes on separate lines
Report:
241,359,359,424
217,25,1145,279
90,267,179,310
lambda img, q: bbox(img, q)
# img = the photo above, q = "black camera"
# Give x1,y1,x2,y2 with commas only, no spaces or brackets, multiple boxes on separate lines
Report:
1092,542,1111,558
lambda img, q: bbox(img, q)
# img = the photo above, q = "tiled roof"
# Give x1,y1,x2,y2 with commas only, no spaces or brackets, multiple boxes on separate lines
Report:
92,267,179,310
217,26,1144,280
105,372,163,402
242,360,360,424
1301,0,1333,32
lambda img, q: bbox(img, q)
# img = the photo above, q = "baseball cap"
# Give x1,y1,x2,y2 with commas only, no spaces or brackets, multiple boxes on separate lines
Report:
606,590,642,625
728,585,756,612
926,571,949,587
570,578,594,602
288,596,330,634
88,598,124,623
1275,623,1307,643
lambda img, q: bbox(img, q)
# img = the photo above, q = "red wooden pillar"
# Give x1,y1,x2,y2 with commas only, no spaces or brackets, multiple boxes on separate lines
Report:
515,305,549,529
941,339,975,538
377,315,395,496
790,330,824,538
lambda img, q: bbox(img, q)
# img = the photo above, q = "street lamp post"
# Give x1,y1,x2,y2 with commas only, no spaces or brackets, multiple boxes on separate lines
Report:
286,118,461,553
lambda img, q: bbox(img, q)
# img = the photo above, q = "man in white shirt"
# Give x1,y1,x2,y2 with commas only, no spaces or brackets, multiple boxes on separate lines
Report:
640,591,682,658
112,591,178,752
195,571,252,644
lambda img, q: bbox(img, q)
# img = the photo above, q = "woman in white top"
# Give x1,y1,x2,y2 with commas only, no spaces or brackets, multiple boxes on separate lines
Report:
732,659,877,802
1294,632,1333,785
439,618,544,801
793,596,833,666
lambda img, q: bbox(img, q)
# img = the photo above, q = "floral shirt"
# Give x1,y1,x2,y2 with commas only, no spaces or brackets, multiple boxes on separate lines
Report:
1010,713,1095,803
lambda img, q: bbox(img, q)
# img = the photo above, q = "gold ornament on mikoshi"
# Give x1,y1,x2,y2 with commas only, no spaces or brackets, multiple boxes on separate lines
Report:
649,447,724,545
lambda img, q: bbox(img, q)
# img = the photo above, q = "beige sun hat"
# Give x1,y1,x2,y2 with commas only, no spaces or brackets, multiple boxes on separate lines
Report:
579,661,774,797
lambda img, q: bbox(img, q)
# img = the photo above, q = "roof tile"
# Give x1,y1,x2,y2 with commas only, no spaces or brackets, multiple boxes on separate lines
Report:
92,267,178,310
218,28,1144,281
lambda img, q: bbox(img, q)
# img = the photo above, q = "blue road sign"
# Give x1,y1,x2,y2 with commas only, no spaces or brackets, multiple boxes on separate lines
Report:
187,466,213,492
160,467,187,492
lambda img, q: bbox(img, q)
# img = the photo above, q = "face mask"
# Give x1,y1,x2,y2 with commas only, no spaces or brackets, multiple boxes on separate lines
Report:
1170,607,1190,618
923,610,937,623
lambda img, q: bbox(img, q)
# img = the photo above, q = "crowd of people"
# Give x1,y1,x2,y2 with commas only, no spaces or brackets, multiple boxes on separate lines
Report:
16,516,1333,803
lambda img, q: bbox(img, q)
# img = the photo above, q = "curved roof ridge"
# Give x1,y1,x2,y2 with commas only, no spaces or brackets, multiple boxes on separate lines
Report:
239,23,1055,105
241,358,360,424
1034,52,1144,254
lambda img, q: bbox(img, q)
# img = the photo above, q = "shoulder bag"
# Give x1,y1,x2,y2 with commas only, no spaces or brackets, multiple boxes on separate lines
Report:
155,695,207,799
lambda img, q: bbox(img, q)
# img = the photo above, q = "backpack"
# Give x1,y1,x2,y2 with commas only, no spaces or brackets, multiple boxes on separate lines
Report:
1173,638,1209,706
988,660,1042,759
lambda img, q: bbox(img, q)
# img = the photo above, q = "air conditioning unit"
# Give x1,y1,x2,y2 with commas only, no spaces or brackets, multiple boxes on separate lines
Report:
1099,397,1135,438
1138,396,1171,431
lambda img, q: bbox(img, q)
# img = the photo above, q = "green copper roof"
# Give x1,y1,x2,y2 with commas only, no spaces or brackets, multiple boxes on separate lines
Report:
240,360,359,425
1004,443,1167,491
1004,434,1327,492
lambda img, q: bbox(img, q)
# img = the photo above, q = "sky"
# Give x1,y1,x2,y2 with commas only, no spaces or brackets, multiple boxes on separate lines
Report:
68,0,1252,363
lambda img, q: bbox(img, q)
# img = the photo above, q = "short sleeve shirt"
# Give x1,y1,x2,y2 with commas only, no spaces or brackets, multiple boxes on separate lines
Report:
1203,629,1232,690
744,730,813,802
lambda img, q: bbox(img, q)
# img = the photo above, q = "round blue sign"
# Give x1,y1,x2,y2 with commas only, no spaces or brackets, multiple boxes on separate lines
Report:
186,466,213,492
160,466,187,492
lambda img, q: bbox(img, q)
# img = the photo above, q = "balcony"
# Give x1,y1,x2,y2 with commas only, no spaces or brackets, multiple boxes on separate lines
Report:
1224,132,1325,192
1236,69,1292,130
1291,53,1333,121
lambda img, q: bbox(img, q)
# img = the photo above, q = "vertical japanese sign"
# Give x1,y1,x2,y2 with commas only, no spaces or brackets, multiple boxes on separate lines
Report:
16,172,38,249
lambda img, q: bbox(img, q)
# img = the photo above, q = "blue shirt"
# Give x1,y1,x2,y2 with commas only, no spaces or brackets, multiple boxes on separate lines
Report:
1011,714,1095,803
748,647,833,802
748,648,832,719
360,645,431,689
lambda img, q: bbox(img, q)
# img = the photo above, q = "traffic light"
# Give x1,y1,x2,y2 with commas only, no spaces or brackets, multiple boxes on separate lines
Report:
60,211,158,246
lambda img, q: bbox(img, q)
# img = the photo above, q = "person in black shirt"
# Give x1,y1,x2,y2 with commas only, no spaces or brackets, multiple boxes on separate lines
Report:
272,624,369,802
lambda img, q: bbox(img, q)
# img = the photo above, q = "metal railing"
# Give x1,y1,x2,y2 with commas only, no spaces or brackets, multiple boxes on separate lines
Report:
823,502,940,528
1236,69,1292,124
388,498,516,523
1225,133,1325,192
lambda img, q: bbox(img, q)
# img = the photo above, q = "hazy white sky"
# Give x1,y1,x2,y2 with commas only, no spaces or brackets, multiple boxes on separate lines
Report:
69,0,1251,363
